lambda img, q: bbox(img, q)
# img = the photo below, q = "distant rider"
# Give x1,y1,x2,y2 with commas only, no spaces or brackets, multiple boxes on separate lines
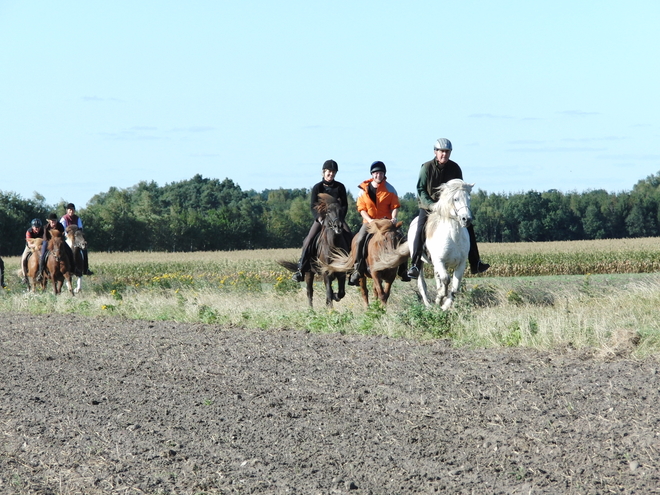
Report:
37,213,75,281
60,203,93,275
21,218,45,285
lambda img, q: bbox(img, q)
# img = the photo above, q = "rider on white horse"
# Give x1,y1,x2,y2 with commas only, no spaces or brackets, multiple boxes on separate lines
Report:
60,203,93,276
407,138,490,279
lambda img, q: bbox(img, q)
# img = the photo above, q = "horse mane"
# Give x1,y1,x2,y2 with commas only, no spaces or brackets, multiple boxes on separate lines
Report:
426,179,472,234
366,219,398,242
31,238,44,252
50,230,63,238
315,193,338,216
66,225,79,236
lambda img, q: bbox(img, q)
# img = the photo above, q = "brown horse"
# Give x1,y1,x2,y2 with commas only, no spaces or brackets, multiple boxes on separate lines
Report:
25,238,45,292
324,219,409,306
44,231,74,295
279,193,350,308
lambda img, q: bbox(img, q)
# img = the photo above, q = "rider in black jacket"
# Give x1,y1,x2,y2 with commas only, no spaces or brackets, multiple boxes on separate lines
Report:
292,160,353,282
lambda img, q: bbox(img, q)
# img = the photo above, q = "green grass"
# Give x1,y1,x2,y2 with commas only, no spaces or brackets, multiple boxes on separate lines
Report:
2,241,660,356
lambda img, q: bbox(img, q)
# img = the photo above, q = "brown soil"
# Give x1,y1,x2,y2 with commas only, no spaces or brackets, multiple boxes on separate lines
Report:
1,314,659,494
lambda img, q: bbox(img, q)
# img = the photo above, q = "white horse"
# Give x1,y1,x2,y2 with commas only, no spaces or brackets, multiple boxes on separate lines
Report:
407,179,473,310
65,225,87,293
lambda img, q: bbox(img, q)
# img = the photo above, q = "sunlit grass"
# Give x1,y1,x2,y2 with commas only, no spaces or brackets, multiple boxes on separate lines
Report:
1,240,660,356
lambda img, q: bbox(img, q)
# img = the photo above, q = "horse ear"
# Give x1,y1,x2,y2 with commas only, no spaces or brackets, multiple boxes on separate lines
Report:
395,221,403,229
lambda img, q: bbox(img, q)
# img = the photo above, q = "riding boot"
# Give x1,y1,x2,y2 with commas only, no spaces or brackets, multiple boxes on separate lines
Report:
348,225,368,286
82,248,93,275
36,258,45,282
467,225,490,274
292,251,309,282
397,262,411,282
21,256,29,285
408,209,429,278
292,258,306,282
348,262,362,286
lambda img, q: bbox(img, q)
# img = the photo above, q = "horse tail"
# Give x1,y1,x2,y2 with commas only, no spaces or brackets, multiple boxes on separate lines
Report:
319,246,354,275
370,241,410,272
277,260,298,273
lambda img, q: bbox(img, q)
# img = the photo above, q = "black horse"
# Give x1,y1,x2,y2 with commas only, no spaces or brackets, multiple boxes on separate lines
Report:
279,193,350,308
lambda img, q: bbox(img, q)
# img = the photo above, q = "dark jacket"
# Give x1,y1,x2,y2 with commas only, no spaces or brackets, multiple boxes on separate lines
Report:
416,158,463,210
310,180,348,221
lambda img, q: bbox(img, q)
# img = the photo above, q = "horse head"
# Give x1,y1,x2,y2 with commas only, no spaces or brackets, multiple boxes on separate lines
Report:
434,179,474,228
316,193,343,235
31,238,44,254
73,230,87,250
48,231,64,261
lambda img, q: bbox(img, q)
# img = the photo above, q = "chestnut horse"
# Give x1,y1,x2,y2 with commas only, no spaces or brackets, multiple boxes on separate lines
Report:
324,219,409,307
25,238,45,292
44,231,74,295
279,193,350,308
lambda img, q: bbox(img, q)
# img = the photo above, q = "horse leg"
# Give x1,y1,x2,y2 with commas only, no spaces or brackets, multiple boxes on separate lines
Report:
75,275,82,293
417,263,432,307
371,272,386,305
359,276,369,307
305,273,314,308
335,273,346,301
434,264,450,307
324,274,334,308
64,272,74,296
442,263,467,311
381,278,394,305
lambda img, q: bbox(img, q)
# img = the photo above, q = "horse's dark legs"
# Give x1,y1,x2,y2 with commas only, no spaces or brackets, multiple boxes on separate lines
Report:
0,257,5,288
336,274,346,301
323,274,335,308
305,273,314,308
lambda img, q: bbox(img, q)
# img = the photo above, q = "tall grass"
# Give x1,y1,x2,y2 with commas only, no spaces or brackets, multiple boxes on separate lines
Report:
2,240,660,356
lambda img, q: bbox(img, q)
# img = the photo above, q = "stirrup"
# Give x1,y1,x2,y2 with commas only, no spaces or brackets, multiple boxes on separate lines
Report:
406,265,420,279
470,261,490,275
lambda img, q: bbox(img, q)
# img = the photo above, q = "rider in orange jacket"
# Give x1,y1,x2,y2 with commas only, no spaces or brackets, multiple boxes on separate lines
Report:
349,161,409,286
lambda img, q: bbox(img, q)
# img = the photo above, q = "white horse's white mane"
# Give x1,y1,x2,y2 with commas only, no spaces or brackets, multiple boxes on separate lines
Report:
431,179,473,219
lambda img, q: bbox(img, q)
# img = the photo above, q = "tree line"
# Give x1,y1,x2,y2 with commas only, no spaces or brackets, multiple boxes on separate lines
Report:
1,172,660,255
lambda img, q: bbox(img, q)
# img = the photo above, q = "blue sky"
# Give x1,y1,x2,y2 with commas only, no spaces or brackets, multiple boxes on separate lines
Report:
1,0,659,209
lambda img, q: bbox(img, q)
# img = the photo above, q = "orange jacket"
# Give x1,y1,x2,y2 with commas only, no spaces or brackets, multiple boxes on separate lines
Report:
356,179,401,223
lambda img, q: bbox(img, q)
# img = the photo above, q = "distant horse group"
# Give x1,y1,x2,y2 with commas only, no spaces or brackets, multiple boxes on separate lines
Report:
19,227,88,296
285,179,476,311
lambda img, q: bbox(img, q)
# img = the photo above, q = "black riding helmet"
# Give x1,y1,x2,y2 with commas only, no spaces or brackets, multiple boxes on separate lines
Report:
370,161,386,174
31,218,42,228
322,159,338,172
